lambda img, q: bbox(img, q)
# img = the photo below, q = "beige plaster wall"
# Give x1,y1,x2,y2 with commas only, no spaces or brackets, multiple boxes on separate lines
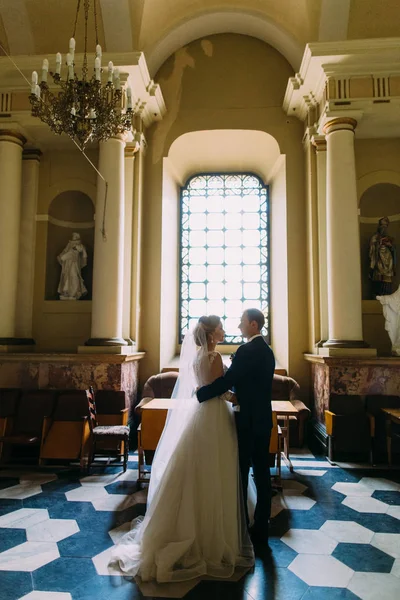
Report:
33,148,97,352
348,0,400,39
355,138,400,354
139,33,308,392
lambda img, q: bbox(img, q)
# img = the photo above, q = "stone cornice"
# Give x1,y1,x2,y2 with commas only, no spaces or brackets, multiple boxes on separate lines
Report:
304,353,400,367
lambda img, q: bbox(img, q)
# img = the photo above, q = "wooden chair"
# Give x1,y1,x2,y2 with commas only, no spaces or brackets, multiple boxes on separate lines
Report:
84,387,130,473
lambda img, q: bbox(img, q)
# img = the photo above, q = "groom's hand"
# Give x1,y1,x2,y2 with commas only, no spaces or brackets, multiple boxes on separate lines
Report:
231,394,239,406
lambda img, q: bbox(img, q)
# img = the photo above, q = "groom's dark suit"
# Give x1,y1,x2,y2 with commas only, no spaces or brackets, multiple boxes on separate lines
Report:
197,336,275,539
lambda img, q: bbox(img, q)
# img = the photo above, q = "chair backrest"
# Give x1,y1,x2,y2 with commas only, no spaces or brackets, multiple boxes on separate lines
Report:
271,374,300,400
95,390,126,413
85,387,97,431
54,391,88,421
14,390,57,434
141,372,179,403
0,388,21,418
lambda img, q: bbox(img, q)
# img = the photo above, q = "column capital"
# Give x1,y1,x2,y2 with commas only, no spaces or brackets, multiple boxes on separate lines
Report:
311,135,327,152
323,117,357,136
124,142,139,158
0,129,26,146
23,148,42,161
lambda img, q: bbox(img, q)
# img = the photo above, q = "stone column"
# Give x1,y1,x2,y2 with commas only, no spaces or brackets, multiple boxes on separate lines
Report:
322,118,370,352
84,136,127,348
15,149,42,343
312,135,329,347
0,130,28,350
122,144,137,345
130,132,146,348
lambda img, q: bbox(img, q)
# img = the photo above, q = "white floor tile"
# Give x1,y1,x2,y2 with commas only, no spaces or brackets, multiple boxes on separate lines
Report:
0,541,59,571
92,547,125,576
288,554,353,587
66,486,108,502
392,559,400,578
320,520,374,544
359,478,400,492
281,529,337,554
371,533,400,558
331,482,373,497
108,522,132,544
342,496,389,514
0,483,42,500
18,593,72,600
282,492,316,511
348,572,400,600
26,519,79,542
291,460,337,469
91,493,136,512
387,506,400,520
281,480,307,493
296,469,327,477
0,508,49,529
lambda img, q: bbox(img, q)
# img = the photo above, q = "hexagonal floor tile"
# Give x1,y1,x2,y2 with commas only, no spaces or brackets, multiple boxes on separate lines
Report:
387,506,400,520
288,554,354,587
332,482,373,497
92,546,126,576
371,533,400,558
0,509,49,529
320,520,374,544
26,519,79,542
108,522,131,544
0,541,59,571
282,479,308,493
137,578,200,598
91,494,136,512
18,593,72,600
282,493,316,510
332,543,394,573
65,486,108,502
281,529,338,554
0,472,57,486
0,484,42,500
373,491,400,505
392,559,400,578
342,496,388,514
348,572,400,600
359,478,400,492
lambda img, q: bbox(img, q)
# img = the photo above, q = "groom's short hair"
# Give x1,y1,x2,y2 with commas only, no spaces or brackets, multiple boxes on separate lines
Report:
245,308,265,331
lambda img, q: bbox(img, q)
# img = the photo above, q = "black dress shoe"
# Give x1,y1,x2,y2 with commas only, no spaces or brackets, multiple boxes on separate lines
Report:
249,525,269,545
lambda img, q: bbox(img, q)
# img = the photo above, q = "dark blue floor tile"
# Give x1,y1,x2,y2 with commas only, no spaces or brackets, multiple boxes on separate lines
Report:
264,539,297,568
0,571,32,600
72,574,142,600
0,527,26,553
33,556,97,593
58,529,114,558
354,512,400,533
0,499,22,516
41,479,82,494
106,481,138,495
333,542,394,573
301,588,360,599
372,490,400,505
244,565,308,600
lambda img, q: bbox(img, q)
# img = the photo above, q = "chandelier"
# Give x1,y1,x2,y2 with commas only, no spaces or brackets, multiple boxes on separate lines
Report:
29,0,134,149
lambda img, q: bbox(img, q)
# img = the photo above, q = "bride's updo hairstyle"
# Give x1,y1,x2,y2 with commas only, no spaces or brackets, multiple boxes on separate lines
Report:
193,315,221,347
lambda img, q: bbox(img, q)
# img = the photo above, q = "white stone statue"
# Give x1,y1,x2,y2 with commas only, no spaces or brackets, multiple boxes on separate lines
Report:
57,232,88,300
377,284,400,356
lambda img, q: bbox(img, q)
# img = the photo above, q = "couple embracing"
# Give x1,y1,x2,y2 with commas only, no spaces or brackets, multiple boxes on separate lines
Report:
110,308,276,582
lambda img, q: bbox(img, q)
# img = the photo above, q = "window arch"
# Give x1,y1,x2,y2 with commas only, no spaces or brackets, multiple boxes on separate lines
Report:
179,173,269,345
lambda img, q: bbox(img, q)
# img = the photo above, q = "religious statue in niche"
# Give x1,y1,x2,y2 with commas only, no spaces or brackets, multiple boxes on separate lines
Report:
377,285,400,356
368,216,397,297
57,233,88,300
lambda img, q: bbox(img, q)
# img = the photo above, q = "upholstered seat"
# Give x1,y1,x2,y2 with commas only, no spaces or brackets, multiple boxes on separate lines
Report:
93,425,129,436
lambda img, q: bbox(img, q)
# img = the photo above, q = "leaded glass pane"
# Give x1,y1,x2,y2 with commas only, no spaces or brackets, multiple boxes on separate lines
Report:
180,173,269,344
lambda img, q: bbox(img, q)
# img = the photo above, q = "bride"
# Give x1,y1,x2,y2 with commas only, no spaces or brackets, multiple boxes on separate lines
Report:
109,315,255,582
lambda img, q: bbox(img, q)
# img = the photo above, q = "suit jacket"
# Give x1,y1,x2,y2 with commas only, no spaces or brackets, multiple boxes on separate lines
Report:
196,336,275,434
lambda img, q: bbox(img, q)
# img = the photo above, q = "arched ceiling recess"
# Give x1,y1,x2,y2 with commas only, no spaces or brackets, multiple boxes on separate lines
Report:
167,129,281,185
145,10,303,77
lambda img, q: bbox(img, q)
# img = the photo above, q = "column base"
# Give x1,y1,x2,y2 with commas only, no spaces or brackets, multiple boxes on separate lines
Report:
78,344,137,355
124,338,135,346
85,337,128,347
323,339,369,349
319,346,377,357
0,338,35,353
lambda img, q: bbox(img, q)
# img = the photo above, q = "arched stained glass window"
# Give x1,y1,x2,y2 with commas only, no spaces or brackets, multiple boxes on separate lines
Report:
179,173,269,345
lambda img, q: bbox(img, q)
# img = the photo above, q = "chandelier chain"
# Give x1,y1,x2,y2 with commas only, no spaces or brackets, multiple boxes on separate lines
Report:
72,0,82,39
82,0,90,79
93,0,99,46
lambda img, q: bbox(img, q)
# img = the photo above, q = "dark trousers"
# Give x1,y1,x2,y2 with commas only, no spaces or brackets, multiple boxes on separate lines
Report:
237,425,272,538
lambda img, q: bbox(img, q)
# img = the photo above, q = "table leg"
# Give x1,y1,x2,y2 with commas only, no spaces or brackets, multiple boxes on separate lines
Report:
386,417,392,466
282,415,294,473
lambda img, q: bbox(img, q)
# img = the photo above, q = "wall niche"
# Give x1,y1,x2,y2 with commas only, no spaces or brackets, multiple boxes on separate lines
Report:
360,183,400,301
45,191,94,301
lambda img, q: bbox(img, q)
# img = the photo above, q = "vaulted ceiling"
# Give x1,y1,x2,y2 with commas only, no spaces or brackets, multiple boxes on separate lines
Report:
0,0,399,75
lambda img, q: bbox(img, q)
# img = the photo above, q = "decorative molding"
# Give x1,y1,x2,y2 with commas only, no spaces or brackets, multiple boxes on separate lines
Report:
36,215,94,229
0,93,12,113
23,148,42,161
360,213,400,224
311,134,326,152
0,129,26,145
323,117,357,135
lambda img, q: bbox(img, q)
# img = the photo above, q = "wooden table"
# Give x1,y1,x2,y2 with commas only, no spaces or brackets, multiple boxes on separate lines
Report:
272,400,299,472
139,398,298,476
382,408,400,466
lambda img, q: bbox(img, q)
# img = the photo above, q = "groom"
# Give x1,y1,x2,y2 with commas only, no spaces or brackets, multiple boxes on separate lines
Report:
197,308,275,543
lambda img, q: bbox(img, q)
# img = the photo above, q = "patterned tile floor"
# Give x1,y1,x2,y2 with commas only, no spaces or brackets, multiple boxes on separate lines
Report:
0,450,399,600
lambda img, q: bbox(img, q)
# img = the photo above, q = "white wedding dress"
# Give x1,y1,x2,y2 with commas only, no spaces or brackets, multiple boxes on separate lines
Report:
109,334,255,583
